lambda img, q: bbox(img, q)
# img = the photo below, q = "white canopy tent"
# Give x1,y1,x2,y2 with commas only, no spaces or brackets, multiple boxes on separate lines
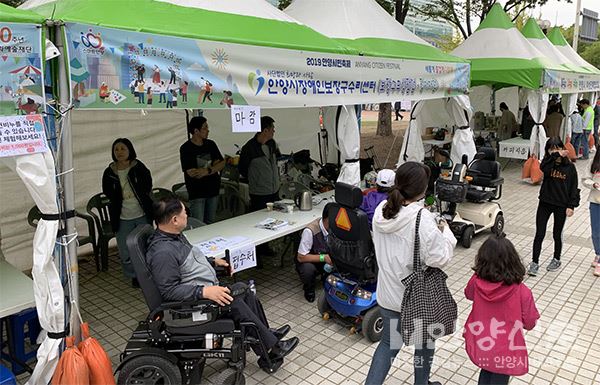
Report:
285,0,472,182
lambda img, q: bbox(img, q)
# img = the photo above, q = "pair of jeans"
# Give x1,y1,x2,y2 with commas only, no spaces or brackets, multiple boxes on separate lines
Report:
365,307,436,385
591,202,600,256
532,202,567,264
582,130,591,159
116,216,150,278
571,132,583,157
478,369,509,385
189,196,218,224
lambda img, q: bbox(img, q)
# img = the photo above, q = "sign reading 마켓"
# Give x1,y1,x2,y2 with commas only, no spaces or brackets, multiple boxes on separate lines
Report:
0,114,48,157
229,243,257,274
231,105,260,133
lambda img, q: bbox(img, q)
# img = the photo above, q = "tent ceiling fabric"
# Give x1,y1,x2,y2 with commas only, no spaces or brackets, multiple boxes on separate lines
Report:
284,0,466,63
20,0,355,54
451,3,561,89
0,2,44,23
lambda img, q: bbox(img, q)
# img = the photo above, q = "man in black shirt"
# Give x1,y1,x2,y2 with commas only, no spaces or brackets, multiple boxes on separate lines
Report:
179,116,225,224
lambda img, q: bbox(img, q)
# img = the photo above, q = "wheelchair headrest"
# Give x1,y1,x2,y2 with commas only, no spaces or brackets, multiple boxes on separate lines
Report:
127,224,163,312
335,182,363,209
476,147,496,162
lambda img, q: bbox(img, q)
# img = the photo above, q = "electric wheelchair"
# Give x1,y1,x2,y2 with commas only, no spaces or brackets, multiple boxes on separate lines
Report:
115,224,281,385
317,182,382,342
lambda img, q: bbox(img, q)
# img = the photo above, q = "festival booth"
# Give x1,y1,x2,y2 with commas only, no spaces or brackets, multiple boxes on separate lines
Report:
4,0,470,382
451,4,572,175
521,19,600,141
284,0,472,172
0,4,68,385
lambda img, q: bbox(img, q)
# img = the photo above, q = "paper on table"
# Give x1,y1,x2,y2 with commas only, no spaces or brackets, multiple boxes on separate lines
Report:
195,236,251,257
256,218,289,230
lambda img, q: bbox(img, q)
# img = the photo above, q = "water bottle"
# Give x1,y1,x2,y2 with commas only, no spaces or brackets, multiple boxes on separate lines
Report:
248,279,256,295
324,264,333,273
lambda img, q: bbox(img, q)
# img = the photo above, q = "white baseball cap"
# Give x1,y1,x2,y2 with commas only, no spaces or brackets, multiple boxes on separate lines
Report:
376,169,396,188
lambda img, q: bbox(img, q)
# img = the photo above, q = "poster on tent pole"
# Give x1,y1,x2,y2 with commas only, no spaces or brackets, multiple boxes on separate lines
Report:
0,23,44,117
0,114,48,157
64,23,470,110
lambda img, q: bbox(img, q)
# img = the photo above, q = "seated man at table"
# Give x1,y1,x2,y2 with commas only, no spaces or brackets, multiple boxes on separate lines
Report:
146,195,299,368
296,206,331,303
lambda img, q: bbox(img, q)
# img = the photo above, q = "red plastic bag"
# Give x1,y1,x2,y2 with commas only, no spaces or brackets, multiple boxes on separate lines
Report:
564,137,577,161
590,133,595,149
51,336,90,385
530,155,543,185
78,323,115,385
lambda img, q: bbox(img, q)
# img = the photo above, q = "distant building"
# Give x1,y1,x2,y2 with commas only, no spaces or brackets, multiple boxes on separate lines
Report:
403,0,454,45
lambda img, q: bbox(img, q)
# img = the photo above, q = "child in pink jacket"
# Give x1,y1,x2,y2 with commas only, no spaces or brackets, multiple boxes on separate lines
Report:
464,235,540,385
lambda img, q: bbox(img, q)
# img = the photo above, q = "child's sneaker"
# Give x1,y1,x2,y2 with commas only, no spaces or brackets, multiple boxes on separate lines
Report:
547,258,562,272
592,255,600,267
527,262,539,276
594,264,600,277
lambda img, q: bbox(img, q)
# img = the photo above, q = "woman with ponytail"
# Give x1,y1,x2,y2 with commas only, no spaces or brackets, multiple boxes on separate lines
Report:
365,162,456,385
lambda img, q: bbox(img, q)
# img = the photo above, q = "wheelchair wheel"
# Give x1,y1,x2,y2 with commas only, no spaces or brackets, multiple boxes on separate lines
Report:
461,226,474,248
362,306,383,342
214,368,245,385
492,214,504,235
317,290,330,317
117,355,182,385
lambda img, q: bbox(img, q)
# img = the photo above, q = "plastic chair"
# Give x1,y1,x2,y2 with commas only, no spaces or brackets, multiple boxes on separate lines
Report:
184,217,206,231
215,184,248,222
151,187,173,202
27,206,99,270
86,193,115,272
171,182,188,201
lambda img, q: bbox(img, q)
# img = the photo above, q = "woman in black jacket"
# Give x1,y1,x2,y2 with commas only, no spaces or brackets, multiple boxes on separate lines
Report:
102,138,153,286
528,137,580,276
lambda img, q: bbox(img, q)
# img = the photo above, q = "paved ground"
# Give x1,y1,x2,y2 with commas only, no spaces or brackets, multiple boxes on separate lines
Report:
10,154,600,385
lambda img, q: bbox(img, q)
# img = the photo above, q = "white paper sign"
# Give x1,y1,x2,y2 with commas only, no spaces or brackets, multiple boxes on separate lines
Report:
231,105,260,133
195,236,250,257
499,140,529,160
229,243,257,274
0,114,48,158
109,89,126,105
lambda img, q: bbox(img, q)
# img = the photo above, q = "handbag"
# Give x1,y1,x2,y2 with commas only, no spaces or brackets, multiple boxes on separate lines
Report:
400,209,457,346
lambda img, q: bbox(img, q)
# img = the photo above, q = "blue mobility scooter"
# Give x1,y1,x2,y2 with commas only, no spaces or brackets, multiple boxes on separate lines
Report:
317,182,382,342
116,225,282,385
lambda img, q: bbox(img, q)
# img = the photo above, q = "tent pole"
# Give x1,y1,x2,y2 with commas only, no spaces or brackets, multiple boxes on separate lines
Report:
54,24,80,341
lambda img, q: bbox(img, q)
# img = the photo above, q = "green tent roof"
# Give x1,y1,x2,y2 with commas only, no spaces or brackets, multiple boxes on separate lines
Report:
23,0,357,55
546,27,569,47
520,18,547,40
476,3,515,31
0,3,44,24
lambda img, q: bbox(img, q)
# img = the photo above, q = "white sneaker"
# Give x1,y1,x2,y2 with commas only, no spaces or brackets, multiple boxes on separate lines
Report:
592,255,600,268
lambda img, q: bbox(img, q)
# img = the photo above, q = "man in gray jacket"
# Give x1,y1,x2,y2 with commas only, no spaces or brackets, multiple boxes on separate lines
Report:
146,196,298,368
239,116,281,211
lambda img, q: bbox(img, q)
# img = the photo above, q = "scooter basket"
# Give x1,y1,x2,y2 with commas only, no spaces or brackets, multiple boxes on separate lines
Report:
436,179,468,203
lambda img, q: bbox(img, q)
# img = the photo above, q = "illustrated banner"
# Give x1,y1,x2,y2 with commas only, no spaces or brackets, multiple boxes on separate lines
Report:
0,23,44,116
544,69,600,94
65,23,469,110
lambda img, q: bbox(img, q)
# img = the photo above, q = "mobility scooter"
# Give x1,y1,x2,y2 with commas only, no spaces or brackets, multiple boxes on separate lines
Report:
317,182,382,342
435,147,505,248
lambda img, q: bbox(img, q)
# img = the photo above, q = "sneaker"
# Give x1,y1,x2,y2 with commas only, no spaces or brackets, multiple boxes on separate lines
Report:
527,262,539,276
546,258,562,272
594,265,600,277
592,255,600,267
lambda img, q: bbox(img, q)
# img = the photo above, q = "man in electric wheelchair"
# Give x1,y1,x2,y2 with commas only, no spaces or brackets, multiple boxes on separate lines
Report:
117,195,298,384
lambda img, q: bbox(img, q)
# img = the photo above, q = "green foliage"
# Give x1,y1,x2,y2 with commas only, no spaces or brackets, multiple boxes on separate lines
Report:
580,41,600,69
434,33,464,53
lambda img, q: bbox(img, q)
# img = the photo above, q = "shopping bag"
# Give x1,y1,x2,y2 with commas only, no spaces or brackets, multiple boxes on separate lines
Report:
564,137,577,161
400,210,457,346
521,156,533,179
51,336,90,385
529,155,543,185
590,133,595,149
78,323,115,385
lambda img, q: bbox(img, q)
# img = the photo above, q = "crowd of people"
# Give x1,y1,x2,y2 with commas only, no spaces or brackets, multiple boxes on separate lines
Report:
97,99,598,384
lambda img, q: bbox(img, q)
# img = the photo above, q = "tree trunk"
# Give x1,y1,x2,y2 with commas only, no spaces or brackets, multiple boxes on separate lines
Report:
377,103,393,136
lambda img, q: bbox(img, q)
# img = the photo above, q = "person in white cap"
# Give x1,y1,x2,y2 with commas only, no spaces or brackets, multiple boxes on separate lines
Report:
360,169,396,228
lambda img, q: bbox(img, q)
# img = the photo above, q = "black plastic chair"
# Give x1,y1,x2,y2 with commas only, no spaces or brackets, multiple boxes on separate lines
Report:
151,187,174,202
215,183,248,222
86,193,114,271
27,206,99,270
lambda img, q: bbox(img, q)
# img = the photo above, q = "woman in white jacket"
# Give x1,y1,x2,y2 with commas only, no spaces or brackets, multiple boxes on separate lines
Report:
365,162,456,385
